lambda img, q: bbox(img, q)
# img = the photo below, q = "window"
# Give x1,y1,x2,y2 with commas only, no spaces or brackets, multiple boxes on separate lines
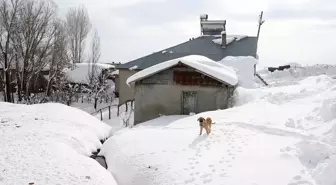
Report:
173,71,222,86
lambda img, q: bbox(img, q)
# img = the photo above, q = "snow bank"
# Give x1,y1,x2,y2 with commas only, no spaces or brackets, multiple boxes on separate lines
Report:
66,63,115,84
103,74,336,185
0,103,117,185
257,64,336,87
127,55,238,86
219,56,258,89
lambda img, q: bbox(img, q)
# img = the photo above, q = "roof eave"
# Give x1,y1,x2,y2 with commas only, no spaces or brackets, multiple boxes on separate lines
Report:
127,61,181,85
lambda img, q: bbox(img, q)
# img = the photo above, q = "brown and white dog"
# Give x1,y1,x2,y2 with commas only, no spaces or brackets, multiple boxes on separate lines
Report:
197,117,213,135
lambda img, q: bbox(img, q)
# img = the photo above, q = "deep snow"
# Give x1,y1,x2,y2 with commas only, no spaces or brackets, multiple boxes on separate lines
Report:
219,56,258,89
257,64,336,87
126,55,238,86
0,103,117,185
102,71,336,185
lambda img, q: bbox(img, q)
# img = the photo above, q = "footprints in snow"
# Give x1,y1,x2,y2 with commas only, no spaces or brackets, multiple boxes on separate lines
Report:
287,170,314,185
147,124,252,184
184,124,251,183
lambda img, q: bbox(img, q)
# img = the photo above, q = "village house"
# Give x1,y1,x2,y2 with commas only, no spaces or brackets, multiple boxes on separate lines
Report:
116,14,258,105
127,55,238,124
0,66,50,94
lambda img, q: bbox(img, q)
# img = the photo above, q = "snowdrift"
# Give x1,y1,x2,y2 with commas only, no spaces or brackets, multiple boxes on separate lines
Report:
219,56,258,89
102,74,336,185
0,103,117,185
257,64,336,87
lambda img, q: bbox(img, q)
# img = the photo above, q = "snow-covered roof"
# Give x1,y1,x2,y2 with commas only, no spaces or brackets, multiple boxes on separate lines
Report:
127,55,238,86
212,35,248,45
111,70,119,75
117,35,257,70
66,63,115,84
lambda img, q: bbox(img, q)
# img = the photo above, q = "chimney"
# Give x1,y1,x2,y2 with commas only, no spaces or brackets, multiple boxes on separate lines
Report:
200,14,208,21
221,31,226,48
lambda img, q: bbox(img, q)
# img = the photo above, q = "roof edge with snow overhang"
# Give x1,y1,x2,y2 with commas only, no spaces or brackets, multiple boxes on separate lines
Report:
126,55,238,87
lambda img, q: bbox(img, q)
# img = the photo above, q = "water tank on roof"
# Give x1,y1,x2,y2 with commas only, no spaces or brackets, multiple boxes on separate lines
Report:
200,14,208,21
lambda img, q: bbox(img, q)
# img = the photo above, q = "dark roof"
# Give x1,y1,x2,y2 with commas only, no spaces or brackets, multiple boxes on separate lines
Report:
117,35,258,70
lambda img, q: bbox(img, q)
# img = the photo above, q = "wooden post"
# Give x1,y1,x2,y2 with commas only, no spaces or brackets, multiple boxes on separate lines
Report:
126,102,128,112
109,106,111,119
257,11,265,42
117,105,120,116
100,109,103,121
256,11,265,56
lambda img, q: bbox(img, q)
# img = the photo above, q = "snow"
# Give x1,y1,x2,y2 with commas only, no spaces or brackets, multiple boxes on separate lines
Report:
129,65,138,70
257,64,336,87
219,56,258,89
0,103,117,185
212,35,248,45
102,72,336,185
96,101,134,134
111,70,119,75
126,55,238,86
66,63,115,84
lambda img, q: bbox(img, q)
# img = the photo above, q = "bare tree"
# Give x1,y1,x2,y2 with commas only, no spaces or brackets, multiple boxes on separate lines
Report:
14,0,57,100
0,0,22,102
87,29,106,109
66,5,91,66
88,29,100,85
45,19,69,96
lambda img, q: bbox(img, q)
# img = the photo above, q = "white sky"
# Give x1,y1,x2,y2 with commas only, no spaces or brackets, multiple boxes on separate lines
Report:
54,0,336,67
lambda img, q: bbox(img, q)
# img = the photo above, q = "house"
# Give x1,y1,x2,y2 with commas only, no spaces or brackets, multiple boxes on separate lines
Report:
110,70,120,97
65,63,115,85
116,14,258,105
0,66,50,93
127,55,238,124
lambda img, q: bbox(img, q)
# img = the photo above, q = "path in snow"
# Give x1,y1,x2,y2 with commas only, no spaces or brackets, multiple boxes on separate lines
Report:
102,117,311,185
180,123,309,185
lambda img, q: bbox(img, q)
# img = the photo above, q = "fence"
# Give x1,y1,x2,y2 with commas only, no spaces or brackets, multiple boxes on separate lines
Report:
91,99,135,121
117,99,134,116
90,105,116,121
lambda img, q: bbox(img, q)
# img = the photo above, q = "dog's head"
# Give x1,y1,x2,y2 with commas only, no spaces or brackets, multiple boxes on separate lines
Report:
197,117,205,122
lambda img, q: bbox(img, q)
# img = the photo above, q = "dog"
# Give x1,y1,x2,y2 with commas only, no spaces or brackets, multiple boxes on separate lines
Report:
197,116,213,135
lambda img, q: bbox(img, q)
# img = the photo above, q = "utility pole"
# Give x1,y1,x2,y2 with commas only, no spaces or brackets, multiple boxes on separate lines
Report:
257,11,265,43
255,11,265,61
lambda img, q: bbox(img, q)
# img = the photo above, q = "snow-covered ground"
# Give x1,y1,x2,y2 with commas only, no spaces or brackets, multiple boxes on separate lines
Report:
257,64,336,87
0,103,117,185
101,66,336,185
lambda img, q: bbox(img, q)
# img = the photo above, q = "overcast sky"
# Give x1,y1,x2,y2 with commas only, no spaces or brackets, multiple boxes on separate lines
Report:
54,0,336,67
